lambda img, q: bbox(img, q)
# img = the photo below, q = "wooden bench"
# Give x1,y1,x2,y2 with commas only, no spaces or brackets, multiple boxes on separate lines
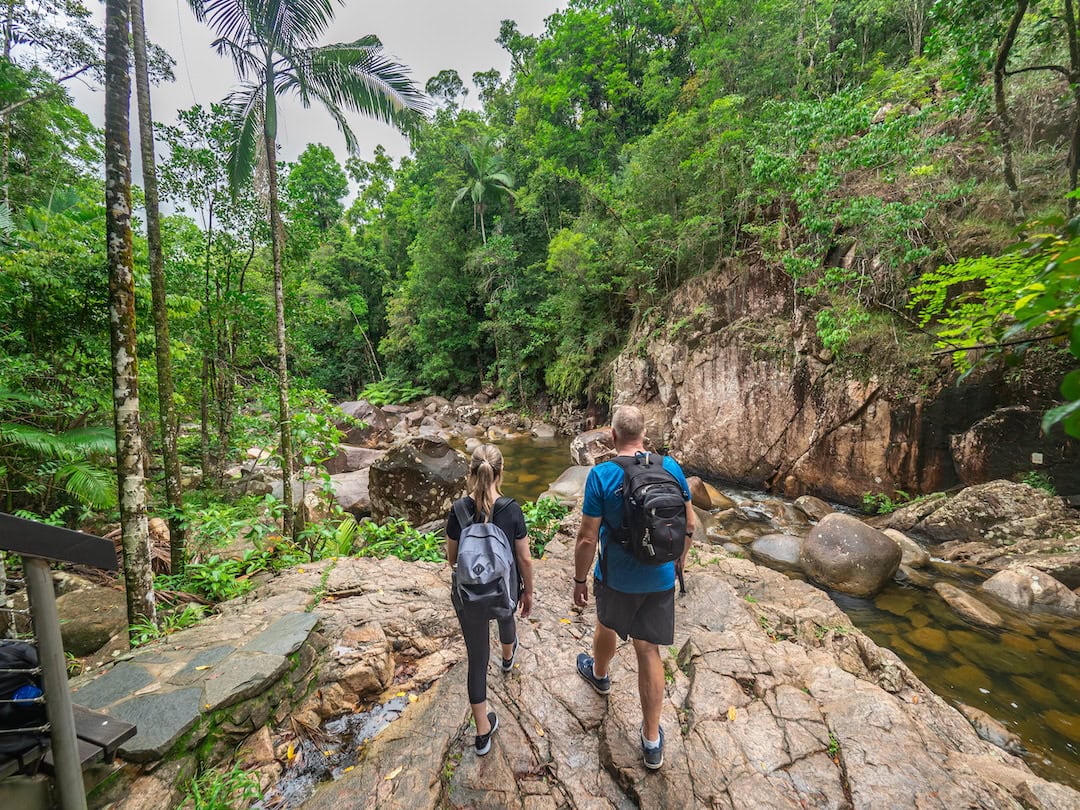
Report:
0,704,136,779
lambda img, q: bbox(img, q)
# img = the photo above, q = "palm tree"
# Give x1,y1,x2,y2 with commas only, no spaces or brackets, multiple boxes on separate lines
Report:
105,0,156,629
130,0,186,574
187,0,427,539
452,136,514,245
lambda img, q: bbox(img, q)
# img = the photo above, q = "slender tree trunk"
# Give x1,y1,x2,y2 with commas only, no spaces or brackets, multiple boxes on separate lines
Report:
264,94,295,540
994,0,1028,221
130,0,184,574
105,0,155,630
1,0,14,208
1064,0,1080,215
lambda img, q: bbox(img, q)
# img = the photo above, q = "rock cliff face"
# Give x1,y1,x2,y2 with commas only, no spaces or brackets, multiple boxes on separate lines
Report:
613,261,1078,504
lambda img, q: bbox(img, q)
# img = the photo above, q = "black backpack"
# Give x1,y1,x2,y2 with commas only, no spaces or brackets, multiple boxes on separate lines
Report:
609,453,688,565
0,640,49,756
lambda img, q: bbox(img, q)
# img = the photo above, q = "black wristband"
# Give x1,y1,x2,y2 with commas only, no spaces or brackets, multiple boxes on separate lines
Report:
573,576,587,585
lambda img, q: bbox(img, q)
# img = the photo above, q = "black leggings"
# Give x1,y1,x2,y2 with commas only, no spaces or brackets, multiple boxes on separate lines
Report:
457,609,516,705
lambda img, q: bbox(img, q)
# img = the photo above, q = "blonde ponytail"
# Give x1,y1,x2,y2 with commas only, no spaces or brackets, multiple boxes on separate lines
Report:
469,444,504,522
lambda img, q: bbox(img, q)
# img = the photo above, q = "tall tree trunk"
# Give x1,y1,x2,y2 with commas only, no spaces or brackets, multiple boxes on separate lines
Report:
1064,0,1080,215
264,93,295,540
1,0,14,208
129,0,184,574
994,0,1028,221
105,0,155,630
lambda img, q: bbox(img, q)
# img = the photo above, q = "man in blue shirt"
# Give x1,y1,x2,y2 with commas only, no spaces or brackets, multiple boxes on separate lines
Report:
571,405,694,770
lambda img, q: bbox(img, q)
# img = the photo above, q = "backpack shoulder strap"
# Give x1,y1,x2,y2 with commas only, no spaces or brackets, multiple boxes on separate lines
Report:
452,498,475,531
492,496,514,514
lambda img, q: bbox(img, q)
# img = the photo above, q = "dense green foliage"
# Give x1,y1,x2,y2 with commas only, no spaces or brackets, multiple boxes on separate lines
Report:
1,0,1076,580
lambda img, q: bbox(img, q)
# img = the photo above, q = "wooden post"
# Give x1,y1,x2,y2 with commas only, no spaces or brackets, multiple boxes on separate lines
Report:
24,557,87,810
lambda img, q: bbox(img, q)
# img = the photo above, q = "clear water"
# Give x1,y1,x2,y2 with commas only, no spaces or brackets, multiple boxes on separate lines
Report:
493,437,1080,789
257,696,410,809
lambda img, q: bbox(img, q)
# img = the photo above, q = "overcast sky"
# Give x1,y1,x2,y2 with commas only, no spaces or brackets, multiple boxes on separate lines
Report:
71,0,564,174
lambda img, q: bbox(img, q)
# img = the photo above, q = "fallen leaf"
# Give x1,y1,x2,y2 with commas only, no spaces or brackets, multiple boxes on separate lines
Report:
534,723,545,737
287,743,295,761
395,691,406,698
727,706,737,722
344,765,354,773
408,693,418,703
298,567,305,574
559,618,572,625
385,765,403,781
194,665,212,671
912,695,920,704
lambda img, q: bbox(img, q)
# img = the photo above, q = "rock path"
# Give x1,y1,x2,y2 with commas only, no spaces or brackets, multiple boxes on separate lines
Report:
76,513,1079,810
301,531,1079,810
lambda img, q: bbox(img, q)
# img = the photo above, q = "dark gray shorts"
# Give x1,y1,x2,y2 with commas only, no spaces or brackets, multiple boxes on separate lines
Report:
595,579,675,646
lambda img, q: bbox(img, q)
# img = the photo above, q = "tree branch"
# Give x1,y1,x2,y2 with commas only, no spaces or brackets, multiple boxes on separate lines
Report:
0,65,93,118
930,332,1067,356
1005,63,1071,78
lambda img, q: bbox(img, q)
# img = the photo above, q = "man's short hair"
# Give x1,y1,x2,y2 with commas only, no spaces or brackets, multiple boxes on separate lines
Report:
612,405,645,442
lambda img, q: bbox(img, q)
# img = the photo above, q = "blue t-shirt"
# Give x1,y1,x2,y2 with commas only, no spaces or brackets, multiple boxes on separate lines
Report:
582,454,691,594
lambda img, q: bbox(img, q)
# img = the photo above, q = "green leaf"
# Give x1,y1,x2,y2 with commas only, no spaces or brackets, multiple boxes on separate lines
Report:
1042,399,1080,435
1061,369,1080,401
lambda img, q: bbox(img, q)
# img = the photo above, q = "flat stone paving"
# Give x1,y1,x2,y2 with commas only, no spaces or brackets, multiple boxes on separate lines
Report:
71,610,318,762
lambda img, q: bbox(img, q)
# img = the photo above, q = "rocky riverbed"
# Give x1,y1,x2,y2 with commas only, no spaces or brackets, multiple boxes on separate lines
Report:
36,394,1080,808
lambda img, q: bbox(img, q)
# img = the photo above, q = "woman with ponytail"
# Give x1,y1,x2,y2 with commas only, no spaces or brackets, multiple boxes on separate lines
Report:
446,444,535,756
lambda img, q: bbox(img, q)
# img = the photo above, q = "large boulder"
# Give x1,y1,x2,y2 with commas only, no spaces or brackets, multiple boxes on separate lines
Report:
749,533,803,569
904,480,1074,543
538,466,593,507
337,400,392,447
687,476,734,510
368,437,468,525
883,528,930,568
324,446,386,476
330,469,371,519
794,495,834,522
57,584,127,657
569,427,615,466
951,407,1079,495
932,582,1004,628
800,513,902,597
980,566,1080,616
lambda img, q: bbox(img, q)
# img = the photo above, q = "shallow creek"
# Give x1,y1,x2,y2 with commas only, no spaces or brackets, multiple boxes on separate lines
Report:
495,437,1080,789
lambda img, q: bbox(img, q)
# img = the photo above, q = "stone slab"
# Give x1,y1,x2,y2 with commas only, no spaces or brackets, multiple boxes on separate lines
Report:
169,645,237,686
72,663,154,711
242,612,319,657
113,687,204,762
202,652,288,711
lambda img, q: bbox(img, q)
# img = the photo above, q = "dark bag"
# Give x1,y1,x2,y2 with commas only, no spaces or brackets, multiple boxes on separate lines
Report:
452,497,517,618
0,640,48,756
611,453,687,566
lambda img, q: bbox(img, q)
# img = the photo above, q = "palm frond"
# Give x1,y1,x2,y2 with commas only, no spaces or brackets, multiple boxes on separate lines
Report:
52,460,117,510
0,386,45,411
211,36,263,80
0,423,68,457
62,426,116,456
224,84,265,193
267,0,337,47
451,185,470,212
187,0,256,51
293,39,429,142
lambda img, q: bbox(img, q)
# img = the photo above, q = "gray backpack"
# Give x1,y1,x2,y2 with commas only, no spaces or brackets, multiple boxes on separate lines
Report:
452,497,516,617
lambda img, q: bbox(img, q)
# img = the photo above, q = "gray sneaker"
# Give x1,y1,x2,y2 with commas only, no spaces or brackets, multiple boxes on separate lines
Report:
642,725,664,770
576,653,611,695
